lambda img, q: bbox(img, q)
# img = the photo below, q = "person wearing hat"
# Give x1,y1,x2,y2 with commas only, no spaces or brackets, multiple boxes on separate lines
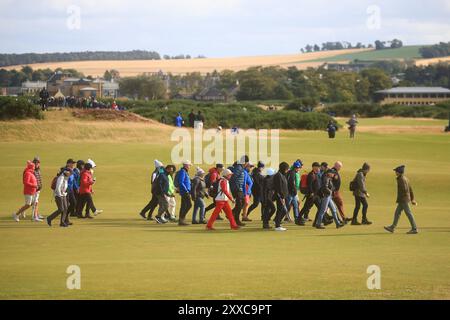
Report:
298,162,322,225
315,169,344,229
351,162,372,225
140,160,164,220
31,157,44,222
177,160,192,226
262,168,276,229
230,155,249,226
206,169,239,230
286,160,303,223
12,161,38,222
46,168,72,227
191,167,209,224
247,161,265,220
153,165,171,224
69,160,84,217
384,166,418,234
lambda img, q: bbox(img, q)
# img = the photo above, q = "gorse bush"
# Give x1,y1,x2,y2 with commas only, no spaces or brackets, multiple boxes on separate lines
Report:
127,100,333,130
0,97,43,120
322,102,450,119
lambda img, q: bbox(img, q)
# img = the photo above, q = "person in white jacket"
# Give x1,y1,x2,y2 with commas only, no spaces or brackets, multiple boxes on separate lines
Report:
46,168,72,227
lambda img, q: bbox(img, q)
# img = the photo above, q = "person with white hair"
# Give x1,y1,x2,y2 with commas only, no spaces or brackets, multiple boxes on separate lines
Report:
139,160,164,220
331,161,351,223
176,160,192,226
206,169,239,230
191,167,209,224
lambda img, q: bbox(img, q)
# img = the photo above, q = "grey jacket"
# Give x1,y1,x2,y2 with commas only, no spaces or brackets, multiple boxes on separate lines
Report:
353,169,368,198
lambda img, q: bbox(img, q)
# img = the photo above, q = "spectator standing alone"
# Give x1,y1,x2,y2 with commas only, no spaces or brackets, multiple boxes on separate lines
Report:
346,115,358,139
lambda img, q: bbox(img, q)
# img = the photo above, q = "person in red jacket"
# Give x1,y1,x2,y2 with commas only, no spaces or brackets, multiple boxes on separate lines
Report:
12,161,38,222
204,164,224,220
206,169,239,231
76,162,101,219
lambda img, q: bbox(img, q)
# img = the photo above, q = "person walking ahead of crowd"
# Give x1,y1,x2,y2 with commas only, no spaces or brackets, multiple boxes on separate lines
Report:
351,163,372,225
384,165,418,235
12,161,38,222
177,160,192,226
206,169,239,231
46,168,72,227
140,160,163,220
31,157,44,222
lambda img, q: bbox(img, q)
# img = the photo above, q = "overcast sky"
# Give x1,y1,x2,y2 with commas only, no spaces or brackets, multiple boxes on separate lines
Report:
1,0,450,57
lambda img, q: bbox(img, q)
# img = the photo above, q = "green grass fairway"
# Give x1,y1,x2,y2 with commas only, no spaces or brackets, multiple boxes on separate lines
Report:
0,112,449,300
306,45,423,63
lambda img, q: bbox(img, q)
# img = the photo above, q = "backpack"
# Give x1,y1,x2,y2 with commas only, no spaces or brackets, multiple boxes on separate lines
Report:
349,176,357,192
174,170,181,189
300,173,309,195
204,172,212,188
209,179,220,198
51,175,59,190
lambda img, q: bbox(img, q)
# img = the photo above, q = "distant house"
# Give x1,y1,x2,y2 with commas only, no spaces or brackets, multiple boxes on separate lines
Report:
93,78,120,98
195,87,237,102
21,81,47,95
324,62,374,73
376,87,450,105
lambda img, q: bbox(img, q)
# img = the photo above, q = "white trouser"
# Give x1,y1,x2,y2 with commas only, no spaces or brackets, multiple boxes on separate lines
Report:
165,195,176,218
31,191,40,217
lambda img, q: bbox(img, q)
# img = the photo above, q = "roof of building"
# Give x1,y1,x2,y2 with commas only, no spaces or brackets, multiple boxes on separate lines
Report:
377,87,450,94
21,81,47,88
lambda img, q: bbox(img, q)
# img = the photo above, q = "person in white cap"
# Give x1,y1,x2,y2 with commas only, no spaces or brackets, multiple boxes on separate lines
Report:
139,160,164,220
206,169,239,230
191,167,209,224
176,160,192,226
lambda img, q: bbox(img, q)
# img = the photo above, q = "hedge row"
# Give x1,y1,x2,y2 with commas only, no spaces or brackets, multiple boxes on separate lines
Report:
0,97,43,120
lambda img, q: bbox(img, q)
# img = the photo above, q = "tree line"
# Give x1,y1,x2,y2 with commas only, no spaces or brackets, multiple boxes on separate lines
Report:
300,39,403,53
419,42,450,59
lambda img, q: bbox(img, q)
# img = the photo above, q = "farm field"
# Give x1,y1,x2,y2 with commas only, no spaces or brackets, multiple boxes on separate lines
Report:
3,49,369,76
0,111,449,300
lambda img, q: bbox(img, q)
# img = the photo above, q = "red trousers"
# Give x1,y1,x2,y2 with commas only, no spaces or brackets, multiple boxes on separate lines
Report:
332,191,346,220
207,201,238,229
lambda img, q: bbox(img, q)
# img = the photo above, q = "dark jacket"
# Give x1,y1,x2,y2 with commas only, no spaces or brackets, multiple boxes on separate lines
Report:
286,169,298,196
307,171,321,195
331,169,341,192
353,169,368,198
251,167,264,198
191,176,208,200
152,169,169,196
396,175,414,204
229,163,245,194
273,172,289,201
262,175,275,204
320,175,335,197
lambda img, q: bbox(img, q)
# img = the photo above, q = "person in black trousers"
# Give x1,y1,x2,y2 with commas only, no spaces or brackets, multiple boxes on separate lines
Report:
262,168,276,229
47,168,72,227
271,162,290,231
246,161,265,220
299,162,322,226
140,160,164,220
351,163,372,225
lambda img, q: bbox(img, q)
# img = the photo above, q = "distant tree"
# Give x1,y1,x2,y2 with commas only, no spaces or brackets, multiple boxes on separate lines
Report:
305,45,313,53
313,44,321,52
375,40,386,50
390,39,403,49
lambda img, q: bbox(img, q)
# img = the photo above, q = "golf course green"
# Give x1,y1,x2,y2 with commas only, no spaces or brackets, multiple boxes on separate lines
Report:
0,110,449,300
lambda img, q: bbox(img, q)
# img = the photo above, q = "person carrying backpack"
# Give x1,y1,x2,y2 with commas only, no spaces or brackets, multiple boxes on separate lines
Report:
261,168,276,229
204,164,224,221
351,163,372,225
176,160,192,226
206,169,239,231
46,168,72,227
191,167,209,224
246,161,265,220
298,162,322,226
384,165,418,235
139,160,163,220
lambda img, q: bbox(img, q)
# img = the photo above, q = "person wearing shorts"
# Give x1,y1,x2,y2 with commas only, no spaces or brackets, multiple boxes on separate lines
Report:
12,161,38,222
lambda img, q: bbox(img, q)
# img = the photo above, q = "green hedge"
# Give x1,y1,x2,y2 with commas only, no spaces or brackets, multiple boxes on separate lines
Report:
126,100,333,130
0,96,43,120
322,102,450,119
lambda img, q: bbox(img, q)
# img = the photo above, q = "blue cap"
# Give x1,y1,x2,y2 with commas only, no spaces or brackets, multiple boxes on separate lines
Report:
293,160,303,169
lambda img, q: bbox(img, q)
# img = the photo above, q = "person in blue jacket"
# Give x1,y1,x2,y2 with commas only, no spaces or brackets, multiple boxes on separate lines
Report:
175,113,184,127
177,160,192,226
241,164,254,222
230,155,249,226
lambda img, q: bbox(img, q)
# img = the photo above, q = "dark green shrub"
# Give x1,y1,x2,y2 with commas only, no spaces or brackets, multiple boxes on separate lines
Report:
0,96,43,120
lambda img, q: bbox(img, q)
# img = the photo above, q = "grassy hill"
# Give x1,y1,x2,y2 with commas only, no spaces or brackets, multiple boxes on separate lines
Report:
0,111,449,299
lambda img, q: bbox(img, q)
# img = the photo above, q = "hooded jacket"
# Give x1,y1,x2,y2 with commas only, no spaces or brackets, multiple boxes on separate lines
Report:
208,167,220,185
273,171,289,201
229,163,245,194
251,167,264,198
353,169,368,198
243,170,253,196
191,176,208,200
79,169,94,194
177,167,191,195
23,161,38,195
286,169,298,196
